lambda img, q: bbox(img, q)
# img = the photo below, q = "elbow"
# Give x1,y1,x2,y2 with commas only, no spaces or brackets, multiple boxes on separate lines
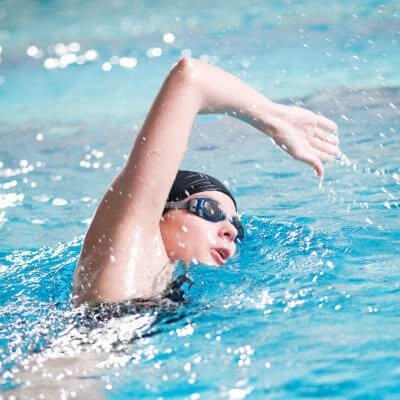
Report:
171,56,198,83
166,56,203,110
177,55,194,69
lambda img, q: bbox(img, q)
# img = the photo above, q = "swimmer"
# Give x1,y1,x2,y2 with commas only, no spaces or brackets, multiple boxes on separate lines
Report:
73,57,339,305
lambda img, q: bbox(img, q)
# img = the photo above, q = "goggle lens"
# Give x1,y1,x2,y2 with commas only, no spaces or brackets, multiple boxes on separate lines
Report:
196,199,244,241
202,200,224,220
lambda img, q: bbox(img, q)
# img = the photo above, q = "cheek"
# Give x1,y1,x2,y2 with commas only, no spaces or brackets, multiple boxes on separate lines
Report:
189,218,219,245
176,215,217,247
165,214,201,247
164,214,219,252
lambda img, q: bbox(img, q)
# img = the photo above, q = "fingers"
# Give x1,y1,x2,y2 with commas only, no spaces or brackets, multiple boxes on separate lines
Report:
296,140,336,177
313,148,336,162
301,153,324,177
314,128,339,145
316,115,338,132
309,133,340,156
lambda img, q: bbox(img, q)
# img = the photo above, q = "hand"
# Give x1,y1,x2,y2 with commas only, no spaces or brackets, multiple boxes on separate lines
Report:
268,105,339,177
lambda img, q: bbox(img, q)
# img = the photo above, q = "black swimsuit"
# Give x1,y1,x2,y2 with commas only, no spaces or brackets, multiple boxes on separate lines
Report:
79,273,194,326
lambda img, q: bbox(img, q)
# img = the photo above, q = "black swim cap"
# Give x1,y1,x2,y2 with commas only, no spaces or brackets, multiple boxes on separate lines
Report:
164,170,237,213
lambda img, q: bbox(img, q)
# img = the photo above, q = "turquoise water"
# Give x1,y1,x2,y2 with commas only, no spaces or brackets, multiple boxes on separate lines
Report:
1,0,400,398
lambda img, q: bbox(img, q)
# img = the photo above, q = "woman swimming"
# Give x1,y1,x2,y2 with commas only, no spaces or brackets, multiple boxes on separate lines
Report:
73,57,339,306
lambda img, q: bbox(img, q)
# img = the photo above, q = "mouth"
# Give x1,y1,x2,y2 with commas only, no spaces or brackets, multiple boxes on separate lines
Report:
210,247,230,265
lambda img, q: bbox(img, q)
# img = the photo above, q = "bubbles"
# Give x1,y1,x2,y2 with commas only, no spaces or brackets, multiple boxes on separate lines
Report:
1,180,17,190
227,388,251,399
110,55,119,65
76,55,86,65
26,46,39,57
163,33,175,44
0,193,24,208
43,58,59,70
181,48,192,57
79,149,110,170
54,43,68,56
68,42,80,53
31,219,45,225
2,3,400,398
35,45,99,70
84,49,98,61
52,198,68,206
59,53,77,67
102,62,112,72
91,149,104,158
146,47,162,58
29,40,140,73
119,57,137,68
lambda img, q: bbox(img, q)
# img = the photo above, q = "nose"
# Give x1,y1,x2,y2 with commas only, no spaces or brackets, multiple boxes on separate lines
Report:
218,219,237,242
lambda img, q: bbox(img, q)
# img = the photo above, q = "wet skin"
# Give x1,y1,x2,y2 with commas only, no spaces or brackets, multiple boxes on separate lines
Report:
160,190,238,267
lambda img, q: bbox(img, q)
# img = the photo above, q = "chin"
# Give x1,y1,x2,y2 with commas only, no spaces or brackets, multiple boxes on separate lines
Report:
204,257,221,268
190,256,220,267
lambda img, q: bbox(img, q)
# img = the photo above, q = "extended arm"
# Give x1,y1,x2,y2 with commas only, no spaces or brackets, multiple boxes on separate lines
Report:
73,57,339,305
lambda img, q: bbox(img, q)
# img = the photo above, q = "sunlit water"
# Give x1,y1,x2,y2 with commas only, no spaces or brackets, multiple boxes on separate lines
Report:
0,0,400,399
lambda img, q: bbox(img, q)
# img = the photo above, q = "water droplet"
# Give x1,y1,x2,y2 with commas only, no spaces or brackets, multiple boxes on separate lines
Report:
52,198,68,206
85,49,98,61
163,33,175,43
119,57,137,68
102,62,112,72
44,58,59,70
68,42,80,53
27,46,38,57
147,47,162,58
60,53,77,66
55,43,67,56
181,48,192,57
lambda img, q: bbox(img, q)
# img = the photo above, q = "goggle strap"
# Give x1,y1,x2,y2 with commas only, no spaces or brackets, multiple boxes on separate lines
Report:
164,201,187,210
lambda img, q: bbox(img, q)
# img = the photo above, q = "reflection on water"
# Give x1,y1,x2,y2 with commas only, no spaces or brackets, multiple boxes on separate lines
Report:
1,84,400,398
2,286,192,399
4,309,159,399
1,0,400,396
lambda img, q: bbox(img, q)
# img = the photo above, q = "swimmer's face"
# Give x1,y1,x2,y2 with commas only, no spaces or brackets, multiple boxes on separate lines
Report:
160,191,238,267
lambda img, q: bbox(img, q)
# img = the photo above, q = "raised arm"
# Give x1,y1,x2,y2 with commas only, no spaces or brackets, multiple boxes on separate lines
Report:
73,57,339,305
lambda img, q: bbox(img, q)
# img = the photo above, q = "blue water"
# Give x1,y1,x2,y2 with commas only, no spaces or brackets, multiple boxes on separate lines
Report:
1,0,400,398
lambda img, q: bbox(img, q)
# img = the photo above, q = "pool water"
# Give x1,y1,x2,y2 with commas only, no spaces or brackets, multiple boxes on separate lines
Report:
1,0,400,398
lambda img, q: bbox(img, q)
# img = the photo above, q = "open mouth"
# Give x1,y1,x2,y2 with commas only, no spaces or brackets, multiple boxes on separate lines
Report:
211,248,229,265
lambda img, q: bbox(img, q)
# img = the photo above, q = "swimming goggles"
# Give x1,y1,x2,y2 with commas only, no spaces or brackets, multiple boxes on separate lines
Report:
164,197,244,241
